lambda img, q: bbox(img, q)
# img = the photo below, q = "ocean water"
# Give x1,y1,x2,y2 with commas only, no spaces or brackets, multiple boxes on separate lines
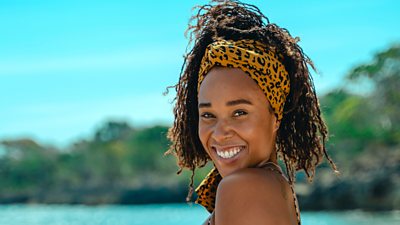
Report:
0,203,398,225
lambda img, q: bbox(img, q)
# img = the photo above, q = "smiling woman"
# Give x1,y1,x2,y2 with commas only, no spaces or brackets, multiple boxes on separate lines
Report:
198,67,279,177
166,1,339,225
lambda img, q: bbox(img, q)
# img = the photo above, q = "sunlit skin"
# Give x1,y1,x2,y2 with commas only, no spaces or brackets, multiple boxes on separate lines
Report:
198,66,280,178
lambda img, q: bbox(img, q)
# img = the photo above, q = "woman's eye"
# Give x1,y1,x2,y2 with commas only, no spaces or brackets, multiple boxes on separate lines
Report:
233,110,247,117
200,112,214,119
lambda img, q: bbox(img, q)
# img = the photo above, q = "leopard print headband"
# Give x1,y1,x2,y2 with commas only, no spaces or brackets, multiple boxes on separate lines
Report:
195,39,290,213
197,39,290,121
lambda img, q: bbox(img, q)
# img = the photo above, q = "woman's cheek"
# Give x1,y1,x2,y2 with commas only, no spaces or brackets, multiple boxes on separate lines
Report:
235,120,254,136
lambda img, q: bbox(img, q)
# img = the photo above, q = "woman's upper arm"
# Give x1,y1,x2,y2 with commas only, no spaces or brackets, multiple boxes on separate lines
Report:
215,169,292,225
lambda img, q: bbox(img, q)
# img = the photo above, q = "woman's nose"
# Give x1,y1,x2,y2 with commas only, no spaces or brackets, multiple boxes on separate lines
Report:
211,119,233,142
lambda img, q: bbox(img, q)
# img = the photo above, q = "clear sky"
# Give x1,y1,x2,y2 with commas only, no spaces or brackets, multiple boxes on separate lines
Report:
1,0,399,147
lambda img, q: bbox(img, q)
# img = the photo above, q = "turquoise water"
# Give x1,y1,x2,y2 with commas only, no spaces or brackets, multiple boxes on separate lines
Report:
0,203,399,225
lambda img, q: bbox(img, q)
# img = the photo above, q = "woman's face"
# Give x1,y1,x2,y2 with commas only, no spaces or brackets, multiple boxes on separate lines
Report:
198,67,280,178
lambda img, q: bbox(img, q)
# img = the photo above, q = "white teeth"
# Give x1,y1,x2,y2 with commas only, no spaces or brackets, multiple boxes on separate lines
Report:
216,147,243,159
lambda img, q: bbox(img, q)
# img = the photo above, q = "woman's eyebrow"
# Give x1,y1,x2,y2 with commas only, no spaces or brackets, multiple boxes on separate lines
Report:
226,99,253,106
198,102,211,108
198,99,253,108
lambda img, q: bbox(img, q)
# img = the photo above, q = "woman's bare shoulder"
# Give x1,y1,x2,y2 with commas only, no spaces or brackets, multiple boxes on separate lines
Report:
215,167,293,225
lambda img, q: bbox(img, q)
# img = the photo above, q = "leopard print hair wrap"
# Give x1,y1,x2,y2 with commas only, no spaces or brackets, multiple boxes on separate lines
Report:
197,39,290,121
195,39,290,213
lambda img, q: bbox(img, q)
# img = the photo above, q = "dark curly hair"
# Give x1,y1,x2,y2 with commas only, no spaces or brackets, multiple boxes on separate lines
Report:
165,0,339,201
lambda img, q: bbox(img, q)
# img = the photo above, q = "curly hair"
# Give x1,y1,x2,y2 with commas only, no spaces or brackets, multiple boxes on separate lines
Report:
165,0,339,201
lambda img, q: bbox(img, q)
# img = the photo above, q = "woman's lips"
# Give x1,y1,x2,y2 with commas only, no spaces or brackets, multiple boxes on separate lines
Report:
211,145,245,161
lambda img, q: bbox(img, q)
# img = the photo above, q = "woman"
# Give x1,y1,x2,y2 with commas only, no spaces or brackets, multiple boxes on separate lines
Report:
166,1,339,224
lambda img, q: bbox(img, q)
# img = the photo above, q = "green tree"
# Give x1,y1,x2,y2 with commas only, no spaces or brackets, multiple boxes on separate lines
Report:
0,139,57,193
321,44,400,164
345,44,400,144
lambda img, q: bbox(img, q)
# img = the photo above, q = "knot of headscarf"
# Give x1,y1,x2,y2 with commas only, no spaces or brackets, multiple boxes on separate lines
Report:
197,39,290,121
195,39,290,213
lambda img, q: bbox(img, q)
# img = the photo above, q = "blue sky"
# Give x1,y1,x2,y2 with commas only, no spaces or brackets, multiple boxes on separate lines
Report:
1,0,399,147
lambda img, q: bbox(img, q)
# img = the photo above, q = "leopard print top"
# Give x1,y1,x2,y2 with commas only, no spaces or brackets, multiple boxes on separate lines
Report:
195,167,222,213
